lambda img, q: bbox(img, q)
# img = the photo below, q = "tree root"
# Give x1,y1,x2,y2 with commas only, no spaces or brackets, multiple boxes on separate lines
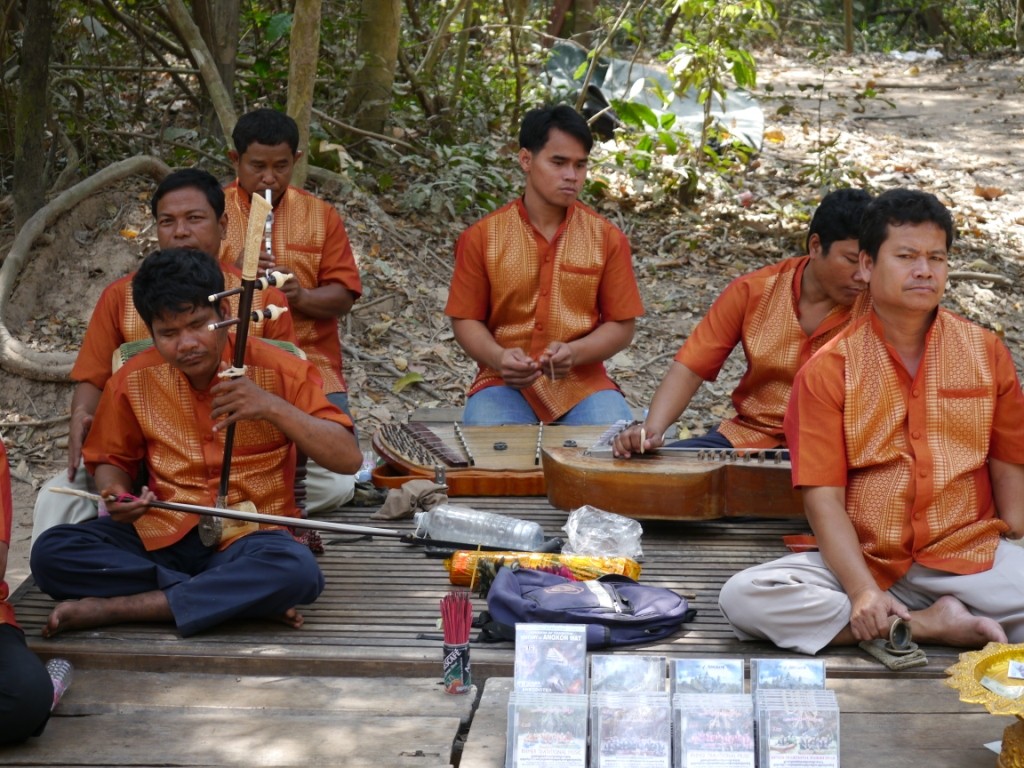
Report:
0,155,172,382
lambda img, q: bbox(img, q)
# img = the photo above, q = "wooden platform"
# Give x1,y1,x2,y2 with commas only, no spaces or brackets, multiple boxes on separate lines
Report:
4,496,1014,765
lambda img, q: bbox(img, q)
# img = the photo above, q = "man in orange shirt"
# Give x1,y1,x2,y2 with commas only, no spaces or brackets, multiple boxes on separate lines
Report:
31,249,361,637
719,189,1024,653
32,169,296,543
221,108,362,512
613,188,871,456
446,105,643,425
0,442,59,744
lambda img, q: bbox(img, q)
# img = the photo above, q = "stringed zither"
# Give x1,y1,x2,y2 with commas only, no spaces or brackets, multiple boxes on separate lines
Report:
370,421,629,496
541,444,804,521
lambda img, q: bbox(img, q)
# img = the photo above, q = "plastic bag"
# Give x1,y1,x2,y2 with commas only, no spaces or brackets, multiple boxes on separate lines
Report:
560,505,643,560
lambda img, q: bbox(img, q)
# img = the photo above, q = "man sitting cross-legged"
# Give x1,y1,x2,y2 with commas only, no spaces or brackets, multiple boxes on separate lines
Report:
718,188,1024,654
31,248,361,637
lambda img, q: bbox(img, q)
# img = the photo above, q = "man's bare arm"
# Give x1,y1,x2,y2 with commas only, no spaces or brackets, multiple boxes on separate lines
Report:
279,280,355,320
210,376,361,474
68,382,103,479
991,457,1024,539
614,361,704,456
804,485,909,642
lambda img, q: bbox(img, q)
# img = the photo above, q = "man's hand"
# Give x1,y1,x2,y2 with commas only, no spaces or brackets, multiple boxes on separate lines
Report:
848,585,911,643
210,368,279,431
67,410,94,479
102,484,156,525
537,342,574,381
612,423,665,458
257,246,276,276
499,348,541,390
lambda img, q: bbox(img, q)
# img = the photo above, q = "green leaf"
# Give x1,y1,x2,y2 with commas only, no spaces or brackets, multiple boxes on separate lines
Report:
266,13,294,43
392,372,424,394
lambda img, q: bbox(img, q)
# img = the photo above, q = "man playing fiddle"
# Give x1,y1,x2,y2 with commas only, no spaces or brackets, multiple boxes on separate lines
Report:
31,249,360,637
32,168,296,543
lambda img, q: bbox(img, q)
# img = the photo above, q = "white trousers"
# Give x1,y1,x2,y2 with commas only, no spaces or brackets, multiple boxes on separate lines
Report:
718,541,1024,654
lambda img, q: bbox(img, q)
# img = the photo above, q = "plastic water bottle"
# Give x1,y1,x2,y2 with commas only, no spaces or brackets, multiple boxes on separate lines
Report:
46,657,74,711
414,504,546,551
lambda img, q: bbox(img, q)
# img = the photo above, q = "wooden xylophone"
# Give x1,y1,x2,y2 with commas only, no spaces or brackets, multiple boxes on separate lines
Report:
541,445,804,521
370,421,627,496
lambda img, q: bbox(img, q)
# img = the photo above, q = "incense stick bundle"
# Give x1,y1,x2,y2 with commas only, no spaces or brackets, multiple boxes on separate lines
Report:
440,590,473,645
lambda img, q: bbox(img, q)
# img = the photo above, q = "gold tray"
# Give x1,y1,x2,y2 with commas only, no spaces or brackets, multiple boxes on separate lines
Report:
945,642,1024,716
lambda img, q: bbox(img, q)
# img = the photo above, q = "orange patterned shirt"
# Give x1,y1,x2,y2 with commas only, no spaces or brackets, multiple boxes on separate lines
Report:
677,257,856,448
786,309,1024,589
445,199,644,423
83,336,352,552
221,183,362,395
72,267,296,390
0,442,16,628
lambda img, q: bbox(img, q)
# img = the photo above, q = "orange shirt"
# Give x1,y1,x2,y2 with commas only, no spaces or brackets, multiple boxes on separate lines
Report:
676,257,855,448
0,442,16,628
72,267,296,389
83,336,352,552
221,183,363,395
445,199,644,423
785,309,1024,589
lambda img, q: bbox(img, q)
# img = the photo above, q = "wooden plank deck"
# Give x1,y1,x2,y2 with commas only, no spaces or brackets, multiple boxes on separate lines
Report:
5,494,1012,765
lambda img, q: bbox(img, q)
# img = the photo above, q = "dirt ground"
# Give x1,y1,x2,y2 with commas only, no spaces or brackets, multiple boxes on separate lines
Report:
2,50,1023,589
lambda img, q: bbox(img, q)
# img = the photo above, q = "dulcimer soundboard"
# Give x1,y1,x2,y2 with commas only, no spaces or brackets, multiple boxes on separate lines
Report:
541,444,804,520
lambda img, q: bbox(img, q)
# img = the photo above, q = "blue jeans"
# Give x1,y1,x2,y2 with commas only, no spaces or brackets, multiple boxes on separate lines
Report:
463,386,633,426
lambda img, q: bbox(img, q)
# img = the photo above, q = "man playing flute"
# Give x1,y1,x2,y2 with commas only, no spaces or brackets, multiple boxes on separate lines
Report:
221,109,362,513
31,249,360,637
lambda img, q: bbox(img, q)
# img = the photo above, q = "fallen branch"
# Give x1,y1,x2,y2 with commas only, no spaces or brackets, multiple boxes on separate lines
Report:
0,155,172,381
343,340,447,401
948,270,1012,286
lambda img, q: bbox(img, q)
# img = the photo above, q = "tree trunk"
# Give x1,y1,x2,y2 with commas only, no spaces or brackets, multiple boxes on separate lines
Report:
341,0,400,138
13,0,54,232
192,0,239,138
1016,0,1024,52
575,0,597,49
164,0,237,148
287,0,323,188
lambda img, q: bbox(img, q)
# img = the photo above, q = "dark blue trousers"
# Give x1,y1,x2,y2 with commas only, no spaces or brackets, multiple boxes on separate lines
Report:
670,426,790,460
0,624,52,744
31,518,324,637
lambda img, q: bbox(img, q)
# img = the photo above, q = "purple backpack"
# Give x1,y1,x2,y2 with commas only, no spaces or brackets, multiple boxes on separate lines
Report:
481,567,696,649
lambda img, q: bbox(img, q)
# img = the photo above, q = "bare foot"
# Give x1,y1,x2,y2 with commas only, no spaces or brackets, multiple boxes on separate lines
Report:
42,591,173,638
909,595,1007,647
43,598,119,637
274,607,304,629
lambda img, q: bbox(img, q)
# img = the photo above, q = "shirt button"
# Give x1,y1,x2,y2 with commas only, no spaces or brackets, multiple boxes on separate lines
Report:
912,389,920,397
912,431,921,440
919,470,927,478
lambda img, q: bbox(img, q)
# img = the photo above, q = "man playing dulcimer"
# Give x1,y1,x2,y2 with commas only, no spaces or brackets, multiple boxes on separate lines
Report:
31,249,361,637
613,188,871,457
31,168,296,543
